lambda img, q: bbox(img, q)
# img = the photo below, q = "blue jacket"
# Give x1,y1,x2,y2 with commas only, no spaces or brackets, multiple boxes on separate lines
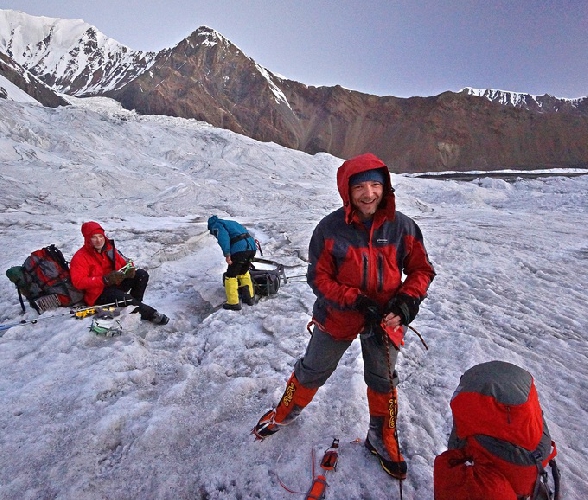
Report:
207,216,255,256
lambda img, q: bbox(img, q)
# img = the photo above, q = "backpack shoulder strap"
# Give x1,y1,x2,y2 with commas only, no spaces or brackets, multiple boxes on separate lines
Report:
531,444,558,500
17,289,26,313
44,244,69,271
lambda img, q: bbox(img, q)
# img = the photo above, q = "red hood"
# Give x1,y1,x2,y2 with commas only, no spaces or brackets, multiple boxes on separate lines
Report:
81,221,105,248
336,153,396,224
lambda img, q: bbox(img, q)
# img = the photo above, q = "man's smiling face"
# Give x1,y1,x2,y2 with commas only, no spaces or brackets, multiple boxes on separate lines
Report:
350,180,383,220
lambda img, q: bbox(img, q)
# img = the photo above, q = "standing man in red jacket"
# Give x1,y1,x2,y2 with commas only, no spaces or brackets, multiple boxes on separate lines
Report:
70,221,169,325
253,153,435,480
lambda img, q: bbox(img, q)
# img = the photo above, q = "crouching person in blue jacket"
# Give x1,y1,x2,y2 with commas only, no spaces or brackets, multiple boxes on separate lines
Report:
207,215,257,310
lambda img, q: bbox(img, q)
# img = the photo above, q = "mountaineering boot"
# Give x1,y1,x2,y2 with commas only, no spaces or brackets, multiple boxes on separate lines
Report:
151,311,170,325
223,276,242,310
138,304,170,325
237,272,255,306
253,373,318,440
365,387,407,480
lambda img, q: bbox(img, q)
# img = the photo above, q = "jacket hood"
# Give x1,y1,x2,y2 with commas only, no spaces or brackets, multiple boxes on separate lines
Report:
207,215,218,232
336,153,396,224
81,221,105,247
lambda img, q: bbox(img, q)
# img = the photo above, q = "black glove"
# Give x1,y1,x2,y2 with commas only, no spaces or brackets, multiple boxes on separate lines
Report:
384,294,420,326
103,271,125,286
355,295,387,344
355,295,381,324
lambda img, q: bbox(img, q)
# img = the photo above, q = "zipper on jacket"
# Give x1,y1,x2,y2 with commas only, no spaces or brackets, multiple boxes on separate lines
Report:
362,253,369,290
377,254,384,292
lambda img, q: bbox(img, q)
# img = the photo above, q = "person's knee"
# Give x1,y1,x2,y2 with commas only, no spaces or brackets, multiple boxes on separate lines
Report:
294,359,332,389
96,288,132,306
135,268,149,282
365,369,399,393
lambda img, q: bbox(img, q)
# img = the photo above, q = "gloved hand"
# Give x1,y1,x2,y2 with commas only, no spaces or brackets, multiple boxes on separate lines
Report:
103,271,125,286
384,294,420,326
123,266,136,279
355,295,382,324
356,295,389,345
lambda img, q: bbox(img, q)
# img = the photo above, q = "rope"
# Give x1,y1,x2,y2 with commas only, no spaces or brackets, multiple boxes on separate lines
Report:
274,445,317,496
408,325,429,350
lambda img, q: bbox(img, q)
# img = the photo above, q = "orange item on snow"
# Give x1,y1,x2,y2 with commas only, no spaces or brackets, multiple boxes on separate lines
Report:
305,474,327,500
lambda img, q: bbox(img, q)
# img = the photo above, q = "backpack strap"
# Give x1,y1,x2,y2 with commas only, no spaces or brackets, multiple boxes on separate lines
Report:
44,244,69,271
17,289,26,314
531,448,552,500
549,454,562,500
229,233,250,245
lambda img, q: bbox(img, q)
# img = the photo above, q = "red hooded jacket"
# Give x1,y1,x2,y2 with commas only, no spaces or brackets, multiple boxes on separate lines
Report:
70,221,129,306
307,153,435,340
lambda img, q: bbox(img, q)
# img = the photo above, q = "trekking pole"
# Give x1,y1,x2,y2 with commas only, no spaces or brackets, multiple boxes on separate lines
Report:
0,318,41,333
1,299,133,335
0,312,71,335
284,277,307,283
252,257,286,268
285,274,307,283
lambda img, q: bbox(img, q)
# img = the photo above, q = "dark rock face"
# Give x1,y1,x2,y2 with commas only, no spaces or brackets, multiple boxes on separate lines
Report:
107,28,288,138
0,51,68,107
107,28,588,172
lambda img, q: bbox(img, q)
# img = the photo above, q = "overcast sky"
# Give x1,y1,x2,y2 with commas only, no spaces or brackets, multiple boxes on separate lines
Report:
3,0,587,99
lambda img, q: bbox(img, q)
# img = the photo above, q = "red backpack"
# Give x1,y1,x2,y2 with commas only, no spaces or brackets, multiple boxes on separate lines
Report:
6,245,84,313
434,361,561,500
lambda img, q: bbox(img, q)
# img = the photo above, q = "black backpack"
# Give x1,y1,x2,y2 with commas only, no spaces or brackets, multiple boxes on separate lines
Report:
249,257,288,296
6,244,84,313
249,268,283,296
223,260,286,297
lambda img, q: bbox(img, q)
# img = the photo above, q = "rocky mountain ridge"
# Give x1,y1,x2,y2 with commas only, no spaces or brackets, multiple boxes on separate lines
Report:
0,51,67,106
2,9,587,173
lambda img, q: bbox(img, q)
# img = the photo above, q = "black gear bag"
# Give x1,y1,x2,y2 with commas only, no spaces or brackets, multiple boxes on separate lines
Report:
249,258,287,296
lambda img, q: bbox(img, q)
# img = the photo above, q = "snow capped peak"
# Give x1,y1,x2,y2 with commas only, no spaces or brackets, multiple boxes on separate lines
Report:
461,87,584,110
0,9,156,96
463,87,536,104
2,9,97,62
195,25,225,40
191,26,228,50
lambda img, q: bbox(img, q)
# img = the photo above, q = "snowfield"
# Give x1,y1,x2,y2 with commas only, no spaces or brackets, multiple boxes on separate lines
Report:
0,97,587,499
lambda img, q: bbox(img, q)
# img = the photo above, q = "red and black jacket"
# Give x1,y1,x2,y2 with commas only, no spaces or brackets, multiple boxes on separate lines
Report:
307,153,435,340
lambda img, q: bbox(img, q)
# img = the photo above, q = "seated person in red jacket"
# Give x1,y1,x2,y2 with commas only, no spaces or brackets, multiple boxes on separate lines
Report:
70,221,168,325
